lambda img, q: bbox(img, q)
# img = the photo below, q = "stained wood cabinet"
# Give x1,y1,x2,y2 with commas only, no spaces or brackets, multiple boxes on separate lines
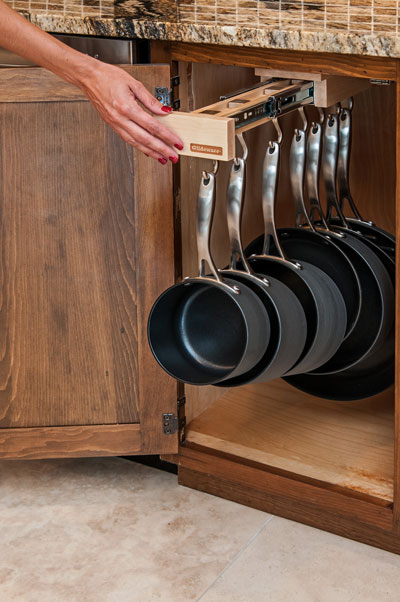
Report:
0,42,399,555
0,65,178,458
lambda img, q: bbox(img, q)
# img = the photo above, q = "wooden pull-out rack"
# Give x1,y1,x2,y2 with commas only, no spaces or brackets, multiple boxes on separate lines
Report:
158,72,370,161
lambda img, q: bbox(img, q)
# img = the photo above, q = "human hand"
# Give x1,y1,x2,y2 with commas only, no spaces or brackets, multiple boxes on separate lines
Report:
78,61,183,164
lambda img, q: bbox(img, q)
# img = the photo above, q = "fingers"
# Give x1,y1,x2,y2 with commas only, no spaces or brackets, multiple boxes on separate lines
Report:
129,80,184,150
112,117,177,163
120,102,183,156
131,80,169,116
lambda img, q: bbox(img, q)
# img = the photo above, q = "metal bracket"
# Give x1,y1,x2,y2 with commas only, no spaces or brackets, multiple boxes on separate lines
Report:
155,84,180,110
370,79,391,86
163,413,179,435
228,81,314,130
163,397,186,437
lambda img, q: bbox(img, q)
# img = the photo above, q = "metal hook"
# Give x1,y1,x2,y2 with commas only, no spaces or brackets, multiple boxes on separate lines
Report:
327,112,336,127
341,97,353,111
311,106,325,131
268,117,283,148
234,132,248,164
294,106,308,136
202,160,219,181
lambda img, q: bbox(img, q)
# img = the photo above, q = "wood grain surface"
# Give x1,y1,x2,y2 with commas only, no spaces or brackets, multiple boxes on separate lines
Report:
169,43,398,80
179,461,400,554
0,424,141,459
179,445,394,532
0,65,178,461
0,100,140,427
186,380,395,502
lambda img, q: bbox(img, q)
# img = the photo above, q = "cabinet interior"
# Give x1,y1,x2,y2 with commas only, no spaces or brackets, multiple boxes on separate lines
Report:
178,61,396,504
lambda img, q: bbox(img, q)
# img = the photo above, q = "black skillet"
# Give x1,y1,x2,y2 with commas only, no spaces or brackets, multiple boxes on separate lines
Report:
330,103,395,258
245,114,361,340
245,121,347,376
284,112,394,400
301,113,393,374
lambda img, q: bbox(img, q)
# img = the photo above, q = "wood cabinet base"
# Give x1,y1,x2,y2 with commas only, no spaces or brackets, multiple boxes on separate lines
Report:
179,445,400,555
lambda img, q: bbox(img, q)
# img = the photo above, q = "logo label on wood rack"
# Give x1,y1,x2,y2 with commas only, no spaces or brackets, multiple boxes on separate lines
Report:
190,143,223,156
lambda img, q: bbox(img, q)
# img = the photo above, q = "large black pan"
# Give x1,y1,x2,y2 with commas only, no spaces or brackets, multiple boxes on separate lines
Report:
245,116,361,339
245,126,347,376
147,168,271,385
284,113,394,400
290,113,393,375
215,147,307,386
330,105,395,285
330,104,395,258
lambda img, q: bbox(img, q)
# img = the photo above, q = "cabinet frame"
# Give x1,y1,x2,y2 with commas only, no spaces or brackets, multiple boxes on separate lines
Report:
151,40,400,554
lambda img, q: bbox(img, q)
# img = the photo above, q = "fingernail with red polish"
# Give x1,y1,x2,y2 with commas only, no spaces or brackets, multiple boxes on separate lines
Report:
161,105,172,113
158,157,167,165
175,143,184,150
169,156,179,164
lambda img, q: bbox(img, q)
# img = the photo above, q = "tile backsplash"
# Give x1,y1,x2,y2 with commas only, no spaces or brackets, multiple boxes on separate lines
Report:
6,0,400,36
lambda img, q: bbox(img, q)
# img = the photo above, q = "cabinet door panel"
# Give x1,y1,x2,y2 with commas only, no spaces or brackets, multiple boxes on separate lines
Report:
0,101,138,427
0,65,178,456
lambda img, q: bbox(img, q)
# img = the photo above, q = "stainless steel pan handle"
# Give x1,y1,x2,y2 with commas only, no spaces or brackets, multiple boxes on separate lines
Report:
338,106,365,222
259,140,301,269
290,127,313,230
196,171,221,281
226,157,251,272
322,113,348,227
261,141,287,258
195,169,240,293
306,121,329,230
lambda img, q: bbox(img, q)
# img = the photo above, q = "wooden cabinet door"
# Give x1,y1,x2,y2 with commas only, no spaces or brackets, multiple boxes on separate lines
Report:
0,66,178,458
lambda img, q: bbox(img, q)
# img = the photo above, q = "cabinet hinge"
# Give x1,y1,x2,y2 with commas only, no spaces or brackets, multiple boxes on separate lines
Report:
163,397,186,438
155,86,180,111
171,75,180,87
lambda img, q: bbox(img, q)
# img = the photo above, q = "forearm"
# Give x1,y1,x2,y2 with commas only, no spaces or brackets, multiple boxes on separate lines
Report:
0,0,96,86
0,0,183,160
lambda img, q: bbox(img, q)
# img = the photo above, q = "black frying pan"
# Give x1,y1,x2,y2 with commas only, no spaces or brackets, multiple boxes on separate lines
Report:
246,126,347,376
330,104,395,258
245,118,361,340
147,168,271,385
215,149,307,386
284,112,394,400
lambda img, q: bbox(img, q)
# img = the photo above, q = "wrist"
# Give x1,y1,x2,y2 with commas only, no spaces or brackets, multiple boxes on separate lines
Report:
52,49,99,88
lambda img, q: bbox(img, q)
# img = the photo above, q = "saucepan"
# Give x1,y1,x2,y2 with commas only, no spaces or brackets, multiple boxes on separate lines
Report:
147,163,271,385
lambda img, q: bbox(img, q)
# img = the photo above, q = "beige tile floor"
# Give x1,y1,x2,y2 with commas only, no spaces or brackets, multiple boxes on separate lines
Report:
0,458,399,602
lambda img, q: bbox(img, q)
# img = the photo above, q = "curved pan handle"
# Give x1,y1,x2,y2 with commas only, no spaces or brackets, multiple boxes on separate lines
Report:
338,106,365,222
195,169,240,293
322,113,348,227
290,127,313,230
196,171,221,281
226,157,252,273
261,141,288,259
306,121,329,230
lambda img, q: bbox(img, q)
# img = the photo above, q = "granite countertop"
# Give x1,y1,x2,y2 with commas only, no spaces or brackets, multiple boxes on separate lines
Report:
8,1,400,58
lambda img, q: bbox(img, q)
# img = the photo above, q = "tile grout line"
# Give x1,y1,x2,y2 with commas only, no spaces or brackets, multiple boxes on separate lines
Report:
195,514,275,602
